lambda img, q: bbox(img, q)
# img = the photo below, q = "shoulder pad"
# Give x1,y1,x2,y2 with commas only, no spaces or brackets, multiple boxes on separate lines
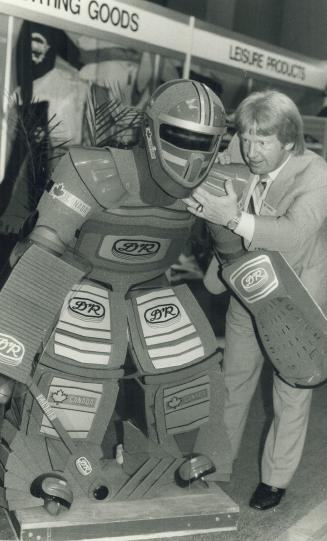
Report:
203,162,250,198
69,146,126,207
299,148,326,169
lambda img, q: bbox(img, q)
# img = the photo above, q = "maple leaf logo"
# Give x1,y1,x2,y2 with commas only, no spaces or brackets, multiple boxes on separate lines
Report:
51,389,68,403
167,396,182,409
52,183,65,198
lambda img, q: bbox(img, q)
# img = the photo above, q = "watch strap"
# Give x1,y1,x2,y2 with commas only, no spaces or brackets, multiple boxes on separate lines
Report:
226,210,242,231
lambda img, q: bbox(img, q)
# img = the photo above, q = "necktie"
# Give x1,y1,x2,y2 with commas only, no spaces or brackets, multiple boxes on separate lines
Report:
252,175,270,214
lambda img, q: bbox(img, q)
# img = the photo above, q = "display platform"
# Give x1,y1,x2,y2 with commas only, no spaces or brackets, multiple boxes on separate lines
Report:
9,482,239,541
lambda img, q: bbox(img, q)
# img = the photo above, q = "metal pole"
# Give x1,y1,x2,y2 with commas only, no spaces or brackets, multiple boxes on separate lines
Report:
182,15,195,79
0,14,14,182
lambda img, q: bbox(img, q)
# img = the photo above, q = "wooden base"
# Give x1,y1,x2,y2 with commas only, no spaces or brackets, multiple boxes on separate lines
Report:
11,483,239,540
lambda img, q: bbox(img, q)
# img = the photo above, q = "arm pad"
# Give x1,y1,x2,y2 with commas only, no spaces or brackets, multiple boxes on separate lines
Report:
0,244,86,384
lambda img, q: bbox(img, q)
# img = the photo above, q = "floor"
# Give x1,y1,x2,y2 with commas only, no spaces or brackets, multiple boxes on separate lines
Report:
1,279,327,540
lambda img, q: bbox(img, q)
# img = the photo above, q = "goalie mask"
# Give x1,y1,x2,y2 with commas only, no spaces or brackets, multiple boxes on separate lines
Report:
143,79,226,198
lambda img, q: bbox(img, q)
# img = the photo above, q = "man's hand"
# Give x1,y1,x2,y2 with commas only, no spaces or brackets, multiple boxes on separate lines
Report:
183,178,239,226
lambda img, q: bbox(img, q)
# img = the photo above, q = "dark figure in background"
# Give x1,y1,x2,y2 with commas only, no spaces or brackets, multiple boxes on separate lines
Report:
16,21,84,104
0,21,83,276
184,90,327,510
0,80,231,515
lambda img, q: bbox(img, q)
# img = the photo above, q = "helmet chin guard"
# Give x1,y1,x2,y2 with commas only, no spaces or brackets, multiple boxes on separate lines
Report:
143,79,226,198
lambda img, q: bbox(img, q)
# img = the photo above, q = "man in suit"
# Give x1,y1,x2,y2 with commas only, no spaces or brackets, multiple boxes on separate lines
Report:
184,90,327,510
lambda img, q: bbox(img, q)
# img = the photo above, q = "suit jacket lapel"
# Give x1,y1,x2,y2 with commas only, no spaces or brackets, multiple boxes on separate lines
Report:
266,155,296,207
265,152,315,208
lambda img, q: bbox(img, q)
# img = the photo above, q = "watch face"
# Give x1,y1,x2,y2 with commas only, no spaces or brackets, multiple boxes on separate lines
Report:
227,217,238,230
227,211,242,231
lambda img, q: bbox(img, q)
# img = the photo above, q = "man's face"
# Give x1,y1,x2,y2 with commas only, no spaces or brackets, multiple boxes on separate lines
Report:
239,124,293,175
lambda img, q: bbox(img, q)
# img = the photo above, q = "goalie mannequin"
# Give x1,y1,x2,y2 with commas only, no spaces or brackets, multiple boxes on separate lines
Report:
0,79,231,515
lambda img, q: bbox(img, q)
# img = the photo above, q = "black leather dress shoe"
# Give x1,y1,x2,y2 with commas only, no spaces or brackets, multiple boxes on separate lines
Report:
249,482,286,510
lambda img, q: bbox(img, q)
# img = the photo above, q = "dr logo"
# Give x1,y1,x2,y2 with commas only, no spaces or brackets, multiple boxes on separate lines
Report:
69,298,105,319
75,456,93,476
230,254,279,303
0,333,25,365
242,267,268,291
113,239,160,259
145,303,180,326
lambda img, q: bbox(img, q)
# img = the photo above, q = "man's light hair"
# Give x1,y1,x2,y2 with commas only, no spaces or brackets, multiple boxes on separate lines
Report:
235,90,305,155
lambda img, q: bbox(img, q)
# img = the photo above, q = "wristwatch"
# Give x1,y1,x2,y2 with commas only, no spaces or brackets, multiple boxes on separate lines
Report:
226,210,242,231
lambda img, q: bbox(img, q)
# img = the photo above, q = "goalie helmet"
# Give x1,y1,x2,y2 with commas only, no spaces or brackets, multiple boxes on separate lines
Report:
143,79,226,198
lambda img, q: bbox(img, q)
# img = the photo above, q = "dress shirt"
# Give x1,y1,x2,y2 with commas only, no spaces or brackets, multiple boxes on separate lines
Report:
235,155,291,241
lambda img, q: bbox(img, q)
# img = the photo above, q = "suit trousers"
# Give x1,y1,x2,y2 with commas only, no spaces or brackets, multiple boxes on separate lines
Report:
223,295,312,488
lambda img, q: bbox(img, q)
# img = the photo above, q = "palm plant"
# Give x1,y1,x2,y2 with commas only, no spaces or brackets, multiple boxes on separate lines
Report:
84,83,143,149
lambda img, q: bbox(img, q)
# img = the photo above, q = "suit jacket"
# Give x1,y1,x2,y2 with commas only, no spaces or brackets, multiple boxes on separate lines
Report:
240,149,327,306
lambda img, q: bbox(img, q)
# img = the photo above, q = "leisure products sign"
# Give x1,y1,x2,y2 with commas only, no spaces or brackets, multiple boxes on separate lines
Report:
192,27,326,89
0,0,326,90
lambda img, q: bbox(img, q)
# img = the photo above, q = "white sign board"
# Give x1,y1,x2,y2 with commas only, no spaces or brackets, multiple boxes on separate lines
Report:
0,0,325,90
0,0,191,52
193,27,327,90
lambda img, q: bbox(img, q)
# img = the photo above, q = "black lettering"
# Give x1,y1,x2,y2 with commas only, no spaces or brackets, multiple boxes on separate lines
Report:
281,61,288,74
229,45,263,68
275,59,282,73
163,306,175,317
121,242,138,253
74,300,87,311
121,9,130,29
242,48,249,63
86,0,139,32
230,45,242,62
86,2,138,33
99,3,110,23
266,56,276,69
234,46,243,62
291,64,305,80
111,6,121,25
266,55,306,81
149,308,162,322
229,45,235,61
252,52,259,65
139,243,155,254
290,65,297,78
252,51,264,68
130,13,139,31
88,0,98,19
70,0,80,15
86,303,101,315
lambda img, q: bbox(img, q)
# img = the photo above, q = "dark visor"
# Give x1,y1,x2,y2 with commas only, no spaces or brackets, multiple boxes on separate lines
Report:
160,124,215,151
